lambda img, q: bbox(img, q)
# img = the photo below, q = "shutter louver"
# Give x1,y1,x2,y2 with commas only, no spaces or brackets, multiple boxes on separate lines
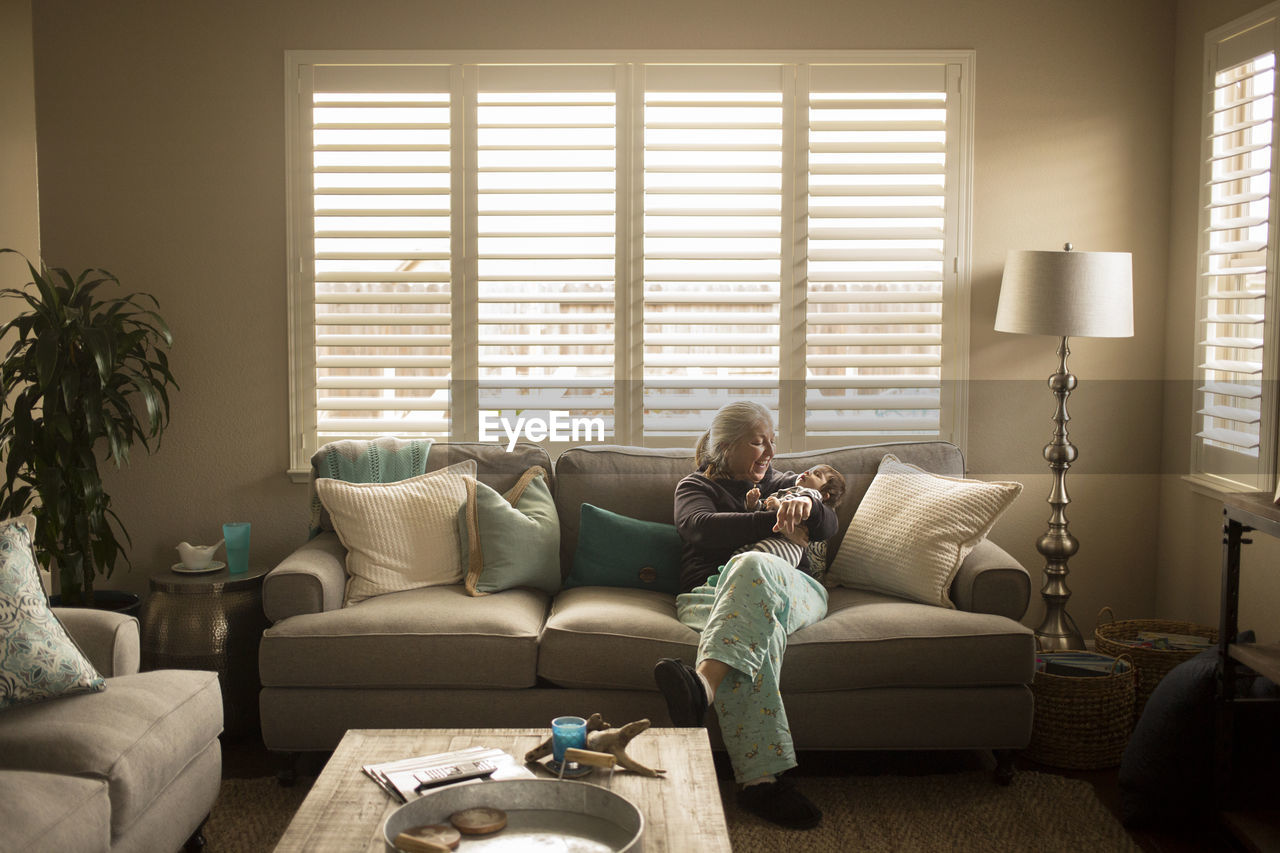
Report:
475,71,617,437
641,68,786,436
805,66,948,438
310,68,453,440
1197,53,1275,458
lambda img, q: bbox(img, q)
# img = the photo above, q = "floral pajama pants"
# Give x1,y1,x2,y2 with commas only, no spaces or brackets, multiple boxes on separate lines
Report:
675,551,829,783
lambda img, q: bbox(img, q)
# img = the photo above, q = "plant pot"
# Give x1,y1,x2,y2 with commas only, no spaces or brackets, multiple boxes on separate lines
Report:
49,590,142,619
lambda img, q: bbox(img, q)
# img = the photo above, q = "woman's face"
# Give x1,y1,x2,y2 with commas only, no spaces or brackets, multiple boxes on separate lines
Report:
725,423,776,483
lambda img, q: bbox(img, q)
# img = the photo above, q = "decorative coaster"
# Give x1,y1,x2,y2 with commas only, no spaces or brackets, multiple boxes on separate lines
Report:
544,758,593,778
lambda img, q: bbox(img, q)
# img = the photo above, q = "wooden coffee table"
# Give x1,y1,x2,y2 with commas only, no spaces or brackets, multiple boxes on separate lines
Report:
274,727,732,852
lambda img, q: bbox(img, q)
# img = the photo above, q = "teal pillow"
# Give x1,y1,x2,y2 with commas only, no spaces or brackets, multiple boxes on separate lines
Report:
565,504,683,594
459,467,561,595
0,515,105,709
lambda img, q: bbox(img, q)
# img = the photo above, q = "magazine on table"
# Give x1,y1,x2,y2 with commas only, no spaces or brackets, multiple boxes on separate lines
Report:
363,746,535,803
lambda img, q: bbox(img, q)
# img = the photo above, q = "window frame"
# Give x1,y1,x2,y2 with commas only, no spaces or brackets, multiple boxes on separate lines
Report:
285,50,974,480
1189,9,1280,494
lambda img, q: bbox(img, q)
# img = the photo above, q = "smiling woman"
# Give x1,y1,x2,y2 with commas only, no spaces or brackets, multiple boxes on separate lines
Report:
656,399,840,830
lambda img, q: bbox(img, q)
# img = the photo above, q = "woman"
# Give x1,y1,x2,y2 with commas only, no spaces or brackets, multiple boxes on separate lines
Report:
654,401,837,830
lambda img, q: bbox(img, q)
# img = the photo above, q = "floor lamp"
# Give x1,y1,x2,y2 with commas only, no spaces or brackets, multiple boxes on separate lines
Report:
994,244,1133,651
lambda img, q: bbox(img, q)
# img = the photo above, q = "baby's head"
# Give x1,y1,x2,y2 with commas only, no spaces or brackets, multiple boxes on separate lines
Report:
797,464,846,506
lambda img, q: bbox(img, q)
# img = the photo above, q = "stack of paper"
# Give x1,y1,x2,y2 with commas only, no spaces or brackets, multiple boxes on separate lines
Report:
362,746,534,803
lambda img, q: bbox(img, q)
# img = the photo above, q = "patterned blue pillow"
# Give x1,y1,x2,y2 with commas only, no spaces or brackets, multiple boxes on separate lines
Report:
0,516,105,709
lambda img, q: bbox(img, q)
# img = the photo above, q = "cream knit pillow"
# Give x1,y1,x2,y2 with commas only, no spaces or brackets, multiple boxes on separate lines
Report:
316,460,477,606
828,454,1022,608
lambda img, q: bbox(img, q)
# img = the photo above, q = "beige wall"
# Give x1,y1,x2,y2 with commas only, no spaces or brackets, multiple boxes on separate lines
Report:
30,0,1177,630
1,0,39,285
1156,0,1280,643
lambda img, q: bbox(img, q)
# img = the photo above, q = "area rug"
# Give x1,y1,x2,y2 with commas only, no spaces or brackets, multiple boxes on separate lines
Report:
207,770,1137,852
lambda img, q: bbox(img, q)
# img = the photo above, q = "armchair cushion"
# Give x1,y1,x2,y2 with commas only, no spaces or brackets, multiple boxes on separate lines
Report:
0,515,105,710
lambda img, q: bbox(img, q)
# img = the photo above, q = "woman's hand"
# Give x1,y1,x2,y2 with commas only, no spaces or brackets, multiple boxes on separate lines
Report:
772,496,812,534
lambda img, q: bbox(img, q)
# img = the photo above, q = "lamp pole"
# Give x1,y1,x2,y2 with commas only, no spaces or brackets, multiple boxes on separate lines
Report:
1034,333,1086,650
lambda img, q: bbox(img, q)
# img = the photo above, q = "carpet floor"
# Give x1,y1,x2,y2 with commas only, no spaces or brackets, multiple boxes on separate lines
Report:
207,768,1136,852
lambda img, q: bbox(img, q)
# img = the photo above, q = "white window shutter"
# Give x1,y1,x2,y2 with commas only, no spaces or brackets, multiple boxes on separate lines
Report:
308,66,454,443
804,64,949,439
1194,13,1280,489
472,66,619,438
640,66,788,437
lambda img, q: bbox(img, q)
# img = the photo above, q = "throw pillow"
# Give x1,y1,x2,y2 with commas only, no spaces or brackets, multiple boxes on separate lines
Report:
316,460,476,606
827,454,1022,608
0,515,106,709
459,466,561,596
565,504,683,594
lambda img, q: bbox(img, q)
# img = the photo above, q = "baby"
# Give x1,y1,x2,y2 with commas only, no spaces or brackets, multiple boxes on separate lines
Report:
745,464,845,513
735,465,847,570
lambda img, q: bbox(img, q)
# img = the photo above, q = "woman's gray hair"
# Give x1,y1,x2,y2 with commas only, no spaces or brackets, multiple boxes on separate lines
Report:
694,400,775,479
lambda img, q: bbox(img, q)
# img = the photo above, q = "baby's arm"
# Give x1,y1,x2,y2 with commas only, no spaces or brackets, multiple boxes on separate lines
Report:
745,487,761,509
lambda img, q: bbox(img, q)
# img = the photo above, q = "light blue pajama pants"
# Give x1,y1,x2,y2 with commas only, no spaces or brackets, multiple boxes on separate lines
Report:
675,551,829,783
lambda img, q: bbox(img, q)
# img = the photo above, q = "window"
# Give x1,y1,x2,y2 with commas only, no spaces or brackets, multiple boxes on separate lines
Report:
286,52,973,476
1193,11,1280,491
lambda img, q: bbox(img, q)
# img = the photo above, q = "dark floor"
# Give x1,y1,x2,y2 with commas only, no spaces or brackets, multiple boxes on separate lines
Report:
219,728,1270,852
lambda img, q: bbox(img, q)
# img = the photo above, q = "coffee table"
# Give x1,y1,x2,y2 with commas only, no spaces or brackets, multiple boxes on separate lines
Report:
274,727,732,852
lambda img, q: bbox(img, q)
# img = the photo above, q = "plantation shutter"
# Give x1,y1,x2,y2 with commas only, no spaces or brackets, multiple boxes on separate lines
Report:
804,64,951,439
306,65,455,442
472,66,619,439
1194,17,1280,488
640,65,789,437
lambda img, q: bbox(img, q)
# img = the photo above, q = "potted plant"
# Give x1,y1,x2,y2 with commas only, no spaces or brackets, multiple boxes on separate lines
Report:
0,249,178,608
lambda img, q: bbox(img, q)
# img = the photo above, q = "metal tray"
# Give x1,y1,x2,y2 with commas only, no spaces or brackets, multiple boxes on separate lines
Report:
382,779,643,852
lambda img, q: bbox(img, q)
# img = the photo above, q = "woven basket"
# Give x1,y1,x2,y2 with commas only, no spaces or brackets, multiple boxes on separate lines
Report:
1026,652,1136,769
1093,607,1217,716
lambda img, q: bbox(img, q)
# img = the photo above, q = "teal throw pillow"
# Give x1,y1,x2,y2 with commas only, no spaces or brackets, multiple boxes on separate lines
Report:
566,504,683,594
0,515,105,709
459,467,561,595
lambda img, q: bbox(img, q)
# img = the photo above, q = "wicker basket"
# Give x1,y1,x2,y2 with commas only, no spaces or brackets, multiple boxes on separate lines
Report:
1093,607,1217,716
1026,652,1136,769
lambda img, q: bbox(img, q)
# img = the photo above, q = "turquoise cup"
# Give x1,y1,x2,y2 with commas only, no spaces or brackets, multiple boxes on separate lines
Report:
550,716,588,763
223,522,250,574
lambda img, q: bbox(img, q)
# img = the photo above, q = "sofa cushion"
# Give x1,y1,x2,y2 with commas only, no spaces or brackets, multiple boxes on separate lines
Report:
538,586,699,689
0,770,111,852
260,584,548,689
828,454,1023,608
318,460,476,605
0,669,222,842
538,585,1033,691
0,515,105,709
461,467,560,596
565,504,684,594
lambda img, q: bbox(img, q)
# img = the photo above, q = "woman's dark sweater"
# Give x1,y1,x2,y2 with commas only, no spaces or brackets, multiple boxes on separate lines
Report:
674,467,839,593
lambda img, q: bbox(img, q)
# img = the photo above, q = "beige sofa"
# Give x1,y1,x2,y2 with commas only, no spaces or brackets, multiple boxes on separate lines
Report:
0,609,223,853
260,441,1035,779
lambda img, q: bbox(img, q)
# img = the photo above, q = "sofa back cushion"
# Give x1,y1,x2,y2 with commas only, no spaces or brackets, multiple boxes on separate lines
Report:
553,441,964,577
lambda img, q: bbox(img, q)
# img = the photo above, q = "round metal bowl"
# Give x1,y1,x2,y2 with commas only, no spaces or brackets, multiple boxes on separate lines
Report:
382,779,644,852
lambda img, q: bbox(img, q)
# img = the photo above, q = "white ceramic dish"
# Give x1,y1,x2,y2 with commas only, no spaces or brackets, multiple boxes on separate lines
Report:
171,561,226,574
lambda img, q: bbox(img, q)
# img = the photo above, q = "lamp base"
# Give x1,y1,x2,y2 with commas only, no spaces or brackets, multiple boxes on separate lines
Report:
1034,608,1086,652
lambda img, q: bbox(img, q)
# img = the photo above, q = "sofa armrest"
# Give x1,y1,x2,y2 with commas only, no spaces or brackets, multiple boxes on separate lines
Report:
263,531,347,623
948,538,1031,621
53,607,140,677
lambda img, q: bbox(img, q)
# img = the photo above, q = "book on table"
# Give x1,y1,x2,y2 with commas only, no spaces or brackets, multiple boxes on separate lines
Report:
363,746,535,803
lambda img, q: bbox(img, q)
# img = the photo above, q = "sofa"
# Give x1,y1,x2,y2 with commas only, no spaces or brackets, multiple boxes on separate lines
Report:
260,441,1036,777
0,608,223,853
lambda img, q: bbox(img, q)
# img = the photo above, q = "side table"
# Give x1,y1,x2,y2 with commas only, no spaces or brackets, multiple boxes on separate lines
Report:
140,566,270,738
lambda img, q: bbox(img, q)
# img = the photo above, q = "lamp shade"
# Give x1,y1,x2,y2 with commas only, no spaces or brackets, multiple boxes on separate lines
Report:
994,249,1133,338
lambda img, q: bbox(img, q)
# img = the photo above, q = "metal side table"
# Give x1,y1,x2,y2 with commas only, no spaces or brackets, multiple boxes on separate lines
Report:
140,566,270,738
